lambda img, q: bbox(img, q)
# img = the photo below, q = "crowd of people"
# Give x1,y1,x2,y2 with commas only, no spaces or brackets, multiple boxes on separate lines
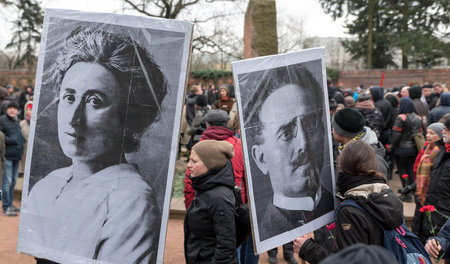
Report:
0,83,33,217
181,79,450,264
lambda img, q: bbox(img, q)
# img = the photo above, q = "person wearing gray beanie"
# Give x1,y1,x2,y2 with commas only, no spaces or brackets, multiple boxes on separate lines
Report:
427,122,444,140
184,140,238,264
406,121,445,232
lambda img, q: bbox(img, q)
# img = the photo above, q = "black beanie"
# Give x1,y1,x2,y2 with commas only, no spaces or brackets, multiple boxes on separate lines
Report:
320,244,399,264
332,108,366,138
195,94,207,107
445,119,450,130
6,100,19,110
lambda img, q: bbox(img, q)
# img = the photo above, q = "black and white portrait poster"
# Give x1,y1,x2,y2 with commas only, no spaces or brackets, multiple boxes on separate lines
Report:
232,48,336,253
17,9,192,264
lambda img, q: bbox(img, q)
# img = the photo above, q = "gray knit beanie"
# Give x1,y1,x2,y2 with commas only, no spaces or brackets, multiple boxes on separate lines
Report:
192,140,234,170
428,122,444,139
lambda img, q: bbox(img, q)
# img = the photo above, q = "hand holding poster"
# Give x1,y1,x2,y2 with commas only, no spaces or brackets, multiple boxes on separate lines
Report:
232,48,336,253
17,9,192,264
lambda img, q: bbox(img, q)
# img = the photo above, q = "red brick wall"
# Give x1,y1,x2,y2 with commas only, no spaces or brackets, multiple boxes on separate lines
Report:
0,71,36,89
338,68,450,89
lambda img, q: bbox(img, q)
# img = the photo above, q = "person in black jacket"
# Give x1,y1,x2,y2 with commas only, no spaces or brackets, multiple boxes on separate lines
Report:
417,119,450,255
293,140,404,264
0,100,25,216
390,98,423,202
184,140,238,264
369,86,396,144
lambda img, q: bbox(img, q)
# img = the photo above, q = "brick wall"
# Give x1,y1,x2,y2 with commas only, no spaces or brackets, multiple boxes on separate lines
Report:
338,68,450,89
0,71,36,89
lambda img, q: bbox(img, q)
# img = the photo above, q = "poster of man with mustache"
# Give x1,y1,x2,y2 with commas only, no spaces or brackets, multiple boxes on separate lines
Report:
232,48,336,253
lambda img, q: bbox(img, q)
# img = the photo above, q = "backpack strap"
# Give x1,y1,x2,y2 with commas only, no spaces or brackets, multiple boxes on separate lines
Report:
335,199,387,231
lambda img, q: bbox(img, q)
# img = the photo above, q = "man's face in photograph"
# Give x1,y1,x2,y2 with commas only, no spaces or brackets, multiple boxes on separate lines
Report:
252,84,323,198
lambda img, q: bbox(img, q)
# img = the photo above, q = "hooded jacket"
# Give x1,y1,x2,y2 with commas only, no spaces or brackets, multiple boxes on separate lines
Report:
428,92,450,124
370,87,396,132
409,85,429,127
299,183,403,264
0,114,25,160
184,126,247,208
391,99,422,150
184,161,237,264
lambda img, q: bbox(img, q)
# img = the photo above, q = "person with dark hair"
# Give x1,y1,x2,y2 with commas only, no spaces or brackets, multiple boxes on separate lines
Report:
185,84,202,126
354,92,384,139
390,98,422,202
23,25,167,263
423,83,438,110
410,84,429,129
186,94,208,150
213,84,237,120
327,77,345,108
293,140,403,264
184,140,237,264
0,100,25,216
429,92,450,124
369,86,396,144
384,92,399,109
242,63,333,241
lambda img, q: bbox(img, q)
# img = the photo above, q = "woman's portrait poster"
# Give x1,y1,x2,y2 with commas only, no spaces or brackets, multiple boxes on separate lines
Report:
232,48,336,253
17,9,192,264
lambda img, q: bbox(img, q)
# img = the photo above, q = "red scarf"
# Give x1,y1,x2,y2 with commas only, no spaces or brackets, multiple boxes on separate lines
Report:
446,143,450,153
201,126,234,141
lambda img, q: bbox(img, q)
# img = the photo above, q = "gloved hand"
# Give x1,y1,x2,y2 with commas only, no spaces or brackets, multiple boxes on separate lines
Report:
398,182,416,194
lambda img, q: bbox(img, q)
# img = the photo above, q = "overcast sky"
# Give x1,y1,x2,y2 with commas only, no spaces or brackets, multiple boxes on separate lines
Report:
0,0,349,53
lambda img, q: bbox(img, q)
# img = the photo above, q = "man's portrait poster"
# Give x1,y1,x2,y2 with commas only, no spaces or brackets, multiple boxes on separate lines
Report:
232,48,336,253
17,9,193,264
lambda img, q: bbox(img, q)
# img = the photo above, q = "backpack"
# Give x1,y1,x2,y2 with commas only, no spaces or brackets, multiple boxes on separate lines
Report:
234,184,251,248
405,113,425,152
336,199,432,264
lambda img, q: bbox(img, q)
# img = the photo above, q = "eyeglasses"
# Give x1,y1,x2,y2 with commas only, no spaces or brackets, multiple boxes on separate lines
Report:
277,113,320,142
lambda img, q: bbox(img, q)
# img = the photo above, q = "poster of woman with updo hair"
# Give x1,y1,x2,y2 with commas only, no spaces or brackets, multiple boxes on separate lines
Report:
17,9,192,264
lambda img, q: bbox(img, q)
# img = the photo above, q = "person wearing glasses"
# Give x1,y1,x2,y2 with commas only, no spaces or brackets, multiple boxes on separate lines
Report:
242,63,334,243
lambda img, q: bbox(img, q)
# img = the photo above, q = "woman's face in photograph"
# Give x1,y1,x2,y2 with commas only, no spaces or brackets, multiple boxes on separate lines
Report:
57,62,126,161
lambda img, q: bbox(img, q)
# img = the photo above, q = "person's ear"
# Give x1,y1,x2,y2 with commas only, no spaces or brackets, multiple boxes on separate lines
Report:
252,144,268,175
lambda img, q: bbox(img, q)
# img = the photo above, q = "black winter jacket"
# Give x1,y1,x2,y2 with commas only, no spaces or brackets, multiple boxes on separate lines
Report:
184,161,237,264
428,93,450,124
370,87,396,131
417,139,450,243
0,114,25,160
299,184,404,264
390,113,422,149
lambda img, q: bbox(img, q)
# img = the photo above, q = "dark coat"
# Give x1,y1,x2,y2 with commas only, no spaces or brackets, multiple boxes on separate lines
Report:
417,140,450,243
299,186,403,264
436,218,450,254
390,113,422,150
428,93,450,124
184,161,237,264
328,86,345,106
356,107,384,138
185,94,198,126
0,114,25,160
370,87,396,130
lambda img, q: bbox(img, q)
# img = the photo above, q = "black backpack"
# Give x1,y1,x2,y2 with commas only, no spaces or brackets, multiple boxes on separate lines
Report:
336,199,432,264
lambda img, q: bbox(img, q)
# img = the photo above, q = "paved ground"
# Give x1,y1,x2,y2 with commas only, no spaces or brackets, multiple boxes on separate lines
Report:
0,171,417,263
